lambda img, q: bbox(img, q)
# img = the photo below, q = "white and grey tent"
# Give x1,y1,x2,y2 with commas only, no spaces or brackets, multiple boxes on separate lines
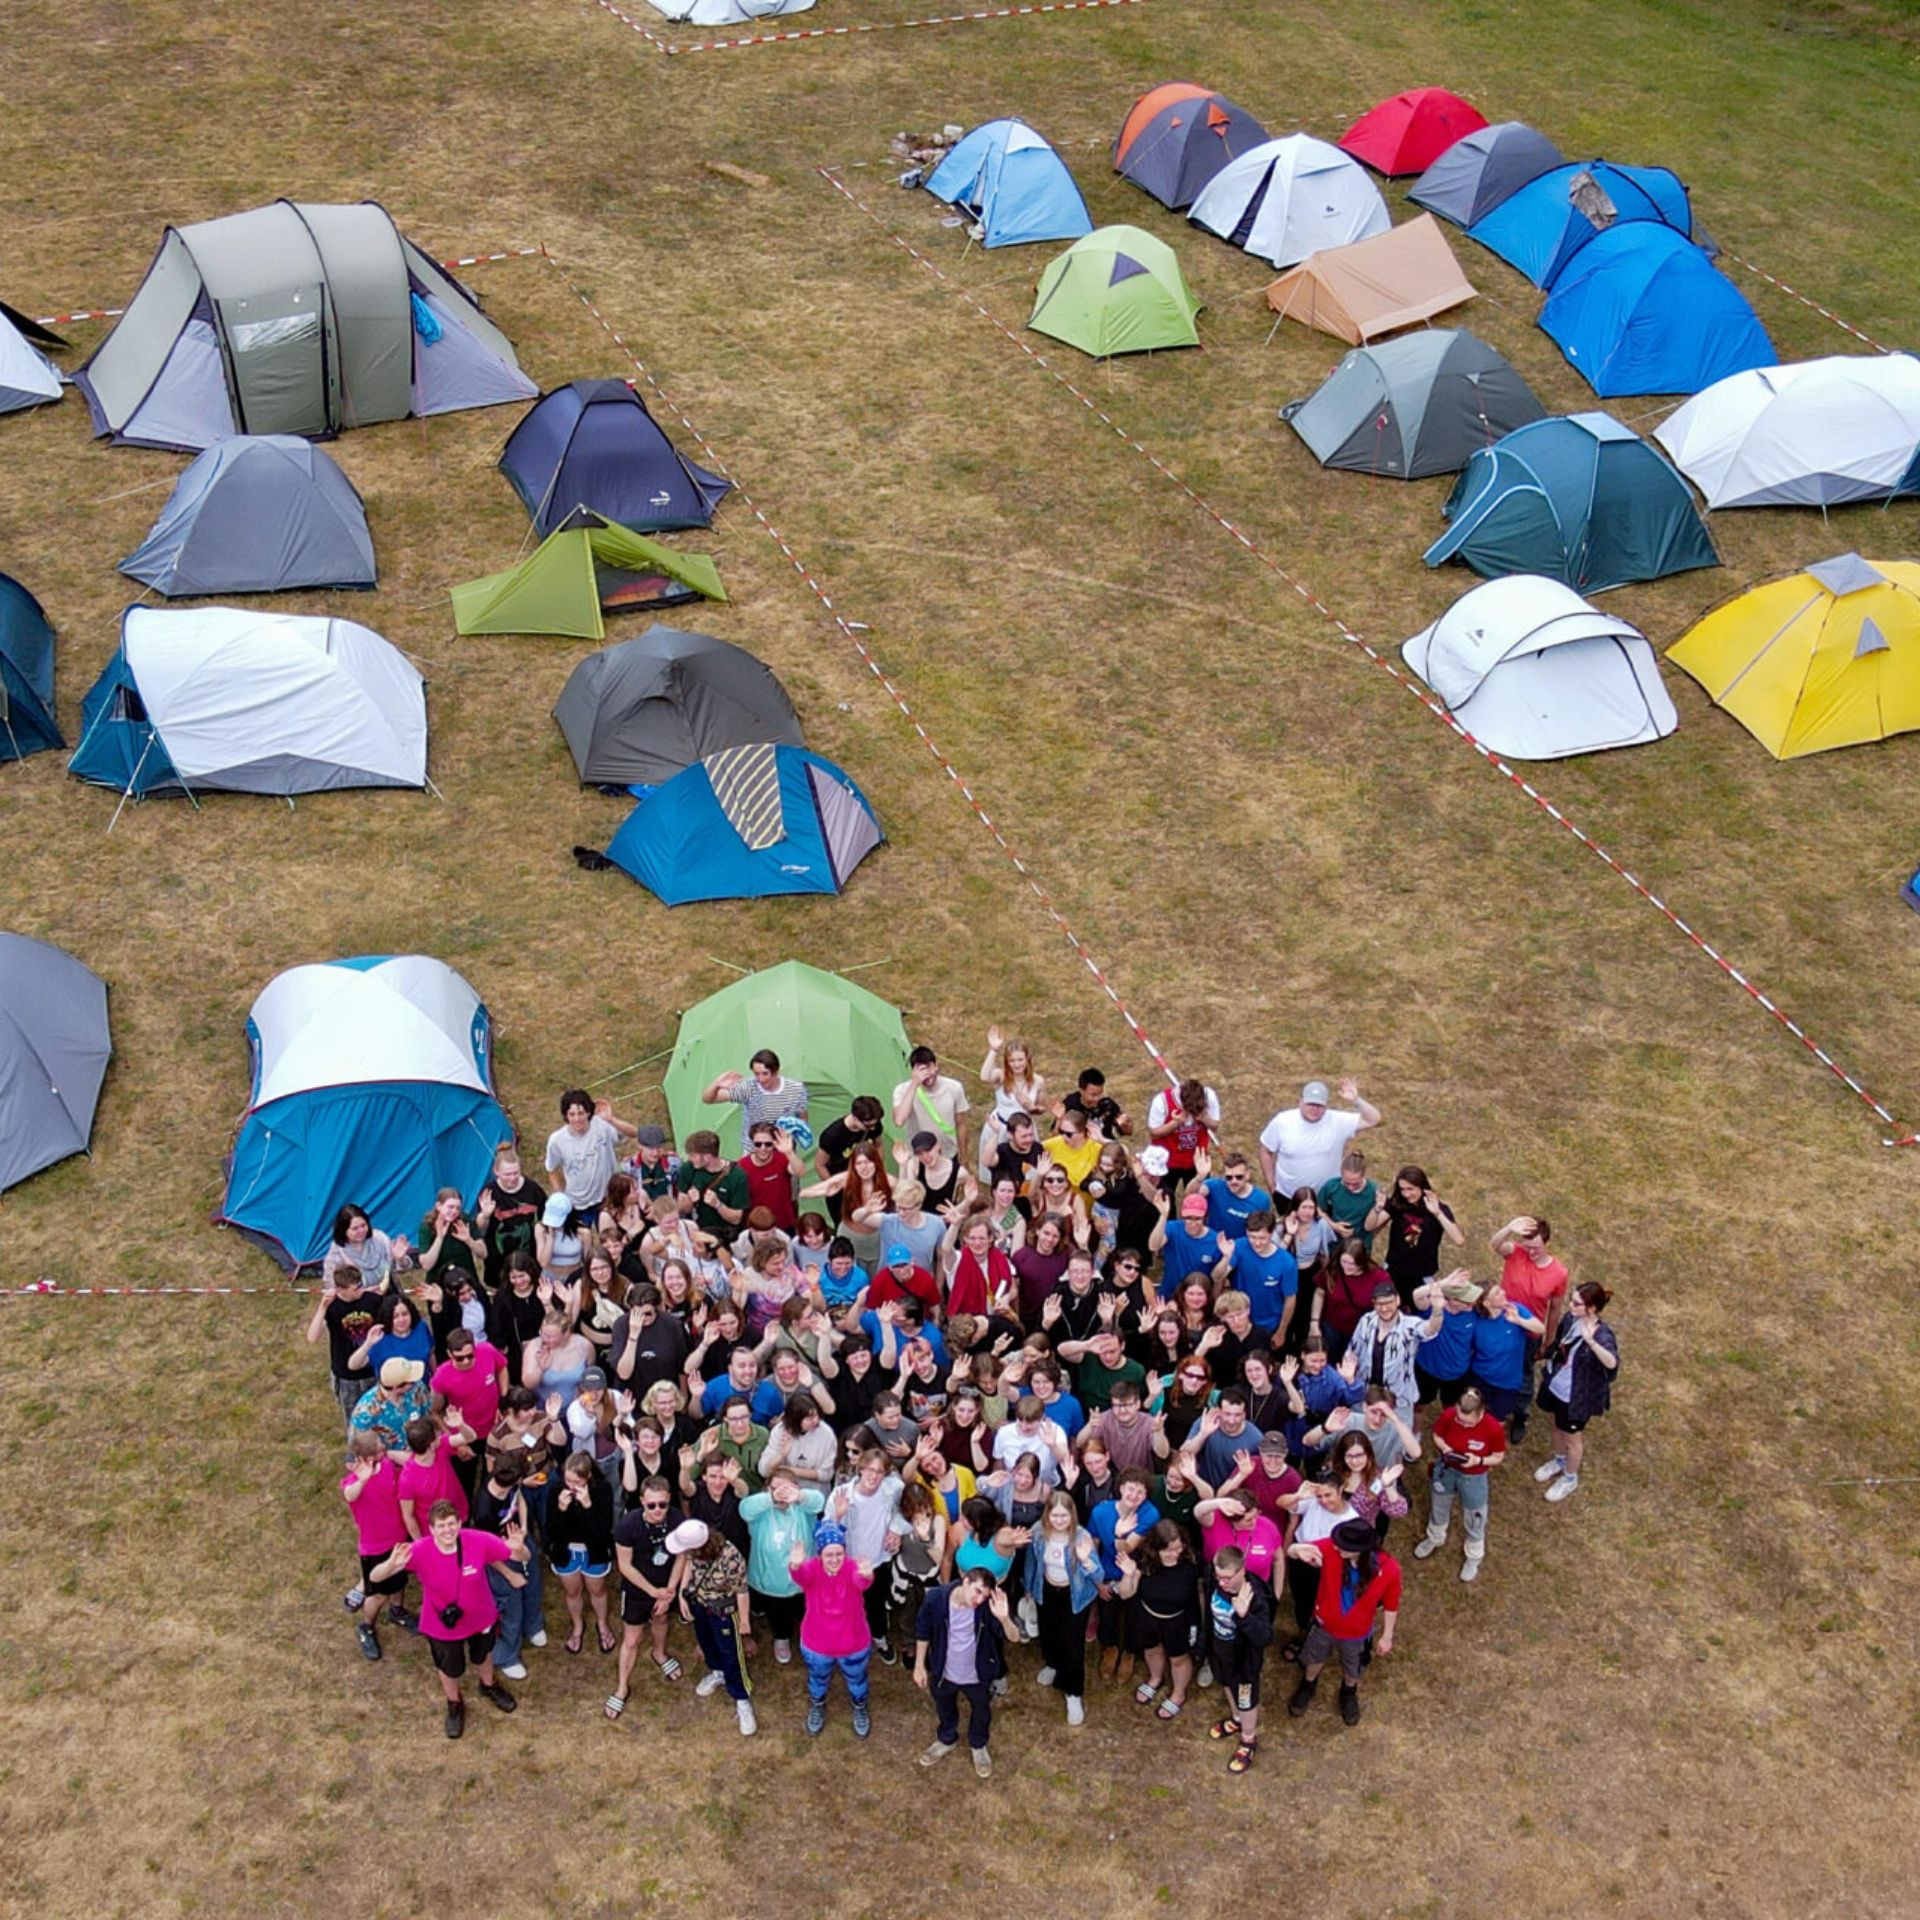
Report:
645,0,813,20
0,305,64,415
1187,135,1389,270
69,606,427,799
75,200,536,452
1403,574,1677,759
121,436,376,595
554,625,805,788
1653,355,1920,509
0,933,112,1195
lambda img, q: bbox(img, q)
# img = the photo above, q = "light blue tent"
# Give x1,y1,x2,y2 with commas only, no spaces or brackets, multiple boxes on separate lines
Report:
924,119,1092,248
216,955,511,1269
1466,162,1695,288
1539,225,1774,398
0,573,63,762
591,743,883,905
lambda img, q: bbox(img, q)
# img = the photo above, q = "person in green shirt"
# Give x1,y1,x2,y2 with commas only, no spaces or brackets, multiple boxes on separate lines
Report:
1073,1329,1147,1412
739,1468,826,1662
673,1130,750,1240
1317,1151,1378,1254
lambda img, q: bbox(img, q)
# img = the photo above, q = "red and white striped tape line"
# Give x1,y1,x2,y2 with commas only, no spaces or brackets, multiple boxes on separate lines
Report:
535,246,1177,1085
34,305,123,327
596,0,1140,55
819,167,1914,1145
1721,253,1890,353
6,1282,315,1296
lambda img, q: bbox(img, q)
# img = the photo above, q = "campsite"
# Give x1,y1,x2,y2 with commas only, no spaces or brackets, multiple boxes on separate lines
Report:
4,0,1920,1914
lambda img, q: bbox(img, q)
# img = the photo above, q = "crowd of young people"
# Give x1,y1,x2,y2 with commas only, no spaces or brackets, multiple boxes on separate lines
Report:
314,1033,1620,1772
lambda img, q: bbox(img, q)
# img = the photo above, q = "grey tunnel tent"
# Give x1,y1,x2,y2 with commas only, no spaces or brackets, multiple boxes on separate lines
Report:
0,933,112,1195
553,625,805,788
75,200,536,451
120,436,376,595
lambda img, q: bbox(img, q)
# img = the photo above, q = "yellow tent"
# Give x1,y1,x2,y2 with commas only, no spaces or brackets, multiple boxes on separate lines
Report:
1667,554,1920,757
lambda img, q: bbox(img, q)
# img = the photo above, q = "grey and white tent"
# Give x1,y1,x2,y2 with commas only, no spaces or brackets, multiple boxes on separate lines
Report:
1407,121,1567,228
1403,573,1677,759
554,625,805,788
76,200,536,452
1280,330,1546,479
645,0,814,20
121,436,377,595
0,933,112,1195
0,305,64,415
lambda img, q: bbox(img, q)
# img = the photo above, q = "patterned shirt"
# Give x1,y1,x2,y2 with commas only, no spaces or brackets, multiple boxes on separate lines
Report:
348,1382,430,1452
725,1077,810,1130
683,1539,749,1610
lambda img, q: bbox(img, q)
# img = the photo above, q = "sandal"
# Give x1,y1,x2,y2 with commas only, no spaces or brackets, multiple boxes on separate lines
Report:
565,1632,584,1656
1156,1697,1184,1721
598,1627,617,1655
1208,1718,1238,1741
1133,1681,1160,1706
1228,1739,1257,1774
653,1654,683,1683
604,1692,627,1721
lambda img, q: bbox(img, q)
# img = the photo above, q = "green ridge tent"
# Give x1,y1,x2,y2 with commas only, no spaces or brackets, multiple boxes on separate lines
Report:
661,960,910,1156
1028,225,1201,358
451,512,725,639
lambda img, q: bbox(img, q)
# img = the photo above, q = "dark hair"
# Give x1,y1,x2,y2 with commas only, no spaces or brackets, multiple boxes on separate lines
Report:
488,1452,527,1488
1245,1208,1277,1235
961,1495,1000,1537
850,1094,883,1126
504,1251,538,1287
1392,1165,1431,1199
501,1385,537,1414
1216,1386,1248,1412
1531,1216,1553,1244
828,1235,856,1262
1371,1282,1399,1305
781,1393,815,1436
685,1129,720,1158
1077,1068,1105,1091
560,1088,593,1118
330,1204,371,1248
630,1282,661,1311
908,1045,937,1069
404,1416,436,1452
721,1394,753,1420
1575,1280,1612,1313
1116,1466,1152,1495
749,1048,780,1074
446,1326,475,1354
1110,1380,1142,1406
427,1498,461,1526
1176,1078,1209,1115
1144,1518,1187,1559
379,1291,415,1334
1213,1544,1247,1577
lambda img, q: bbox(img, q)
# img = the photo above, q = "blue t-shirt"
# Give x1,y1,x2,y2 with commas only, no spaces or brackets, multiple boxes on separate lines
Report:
1202,1176,1275,1241
1470,1313,1529,1391
750,1378,792,1424
857,1312,949,1370
375,1318,435,1374
1160,1225,1221,1291
1089,1498,1162,1579
1229,1239,1299,1331
701,1375,757,1419
1033,1389,1084,1439
1422,1307,1476,1382
818,1260,870,1308
1296,1365,1365,1417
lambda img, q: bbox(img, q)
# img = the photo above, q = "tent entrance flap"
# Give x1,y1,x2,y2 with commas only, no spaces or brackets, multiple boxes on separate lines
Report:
218,287,328,435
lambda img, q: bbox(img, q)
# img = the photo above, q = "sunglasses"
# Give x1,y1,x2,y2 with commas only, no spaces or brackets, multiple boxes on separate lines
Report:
641,1501,669,1513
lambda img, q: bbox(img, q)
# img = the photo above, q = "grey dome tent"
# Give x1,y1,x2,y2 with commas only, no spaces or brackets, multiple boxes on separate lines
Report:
121,436,376,595
0,933,112,1195
554,625,805,788
75,200,536,452
1407,122,1567,228
1280,330,1546,479
0,301,65,415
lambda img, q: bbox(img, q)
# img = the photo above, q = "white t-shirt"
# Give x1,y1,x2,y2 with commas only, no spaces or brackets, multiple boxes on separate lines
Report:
1258,1106,1361,1193
545,1116,620,1208
894,1074,971,1143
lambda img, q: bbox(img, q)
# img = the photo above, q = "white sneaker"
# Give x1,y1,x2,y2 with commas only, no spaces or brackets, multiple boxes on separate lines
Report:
774,1638,792,1666
696,1670,727,1697
1533,1457,1567,1483
1460,1557,1482,1583
736,1698,758,1736
1065,1694,1085,1726
527,1630,548,1648
991,1675,1011,1698
1017,1597,1040,1637
1413,1535,1444,1560
1197,1663,1214,1689
496,1661,528,1680
1034,1666,1057,1688
1545,1473,1580,1503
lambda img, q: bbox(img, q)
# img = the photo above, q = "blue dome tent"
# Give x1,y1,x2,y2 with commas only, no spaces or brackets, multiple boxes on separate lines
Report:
1466,162,1695,288
217,955,511,1269
0,573,63,762
1539,225,1774,398
924,120,1092,248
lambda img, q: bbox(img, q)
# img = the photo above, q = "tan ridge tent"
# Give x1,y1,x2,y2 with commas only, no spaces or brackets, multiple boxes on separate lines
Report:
1265,213,1475,345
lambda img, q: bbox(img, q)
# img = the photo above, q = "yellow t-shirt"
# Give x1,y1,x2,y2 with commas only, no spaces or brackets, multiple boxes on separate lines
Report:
1043,1134,1101,1191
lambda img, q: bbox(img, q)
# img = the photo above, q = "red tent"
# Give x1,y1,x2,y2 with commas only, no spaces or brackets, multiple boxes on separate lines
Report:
1339,88,1487,177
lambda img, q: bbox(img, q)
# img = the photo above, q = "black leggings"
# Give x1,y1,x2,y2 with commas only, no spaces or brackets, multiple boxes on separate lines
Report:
1038,1582,1088,1695
751,1588,803,1639
1286,1554,1320,1637
863,1566,893,1643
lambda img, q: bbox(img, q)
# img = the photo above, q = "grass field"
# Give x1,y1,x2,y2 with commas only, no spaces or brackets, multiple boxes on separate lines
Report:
5,0,1920,1913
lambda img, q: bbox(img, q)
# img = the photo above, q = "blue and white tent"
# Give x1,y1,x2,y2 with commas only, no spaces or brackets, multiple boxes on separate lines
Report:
217,955,511,1269
595,743,883,904
924,120,1092,248
0,572,63,763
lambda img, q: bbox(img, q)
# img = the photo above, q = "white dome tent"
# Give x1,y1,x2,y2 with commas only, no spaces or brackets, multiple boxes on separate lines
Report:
1403,574,1677,760
1187,134,1390,270
646,0,814,21
0,307,63,415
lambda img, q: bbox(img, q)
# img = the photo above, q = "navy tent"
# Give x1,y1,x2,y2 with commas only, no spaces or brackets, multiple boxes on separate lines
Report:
500,380,731,536
1408,121,1567,228
923,120,1092,248
0,933,111,1195
1467,162,1695,288
1539,225,1774,398
592,743,883,904
1114,85,1270,211
1425,412,1718,592
0,574,63,762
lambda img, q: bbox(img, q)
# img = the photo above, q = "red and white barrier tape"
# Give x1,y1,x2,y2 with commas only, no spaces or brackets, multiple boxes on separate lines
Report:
820,167,1914,1145
1721,253,1890,353
7,1282,315,1296
596,0,1140,54
535,245,1176,1085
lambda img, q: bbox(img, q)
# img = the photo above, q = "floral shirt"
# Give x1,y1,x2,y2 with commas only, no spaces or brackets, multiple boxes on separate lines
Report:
348,1382,430,1451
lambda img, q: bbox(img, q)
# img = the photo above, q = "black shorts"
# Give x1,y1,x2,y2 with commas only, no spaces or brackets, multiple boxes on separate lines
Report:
427,1628,496,1677
1226,1665,1264,1713
1129,1607,1199,1656
359,1552,408,1598
1542,1387,1589,1435
621,1583,662,1628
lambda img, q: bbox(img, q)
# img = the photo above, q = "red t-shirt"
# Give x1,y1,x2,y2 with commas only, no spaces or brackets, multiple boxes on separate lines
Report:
1312,1546,1402,1639
398,1434,468,1527
431,1342,507,1438
868,1264,940,1312
342,1459,407,1556
946,1247,1012,1319
1241,1458,1302,1526
1432,1407,1506,1475
1321,1266,1388,1341
741,1153,799,1231
1501,1249,1568,1320
410,1529,514,1640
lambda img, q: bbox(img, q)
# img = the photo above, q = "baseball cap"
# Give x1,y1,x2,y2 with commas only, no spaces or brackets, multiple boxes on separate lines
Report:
664,1520,710,1555
1180,1193,1208,1218
886,1243,914,1266
379,1357,425,1388
1301,1080,1330,1106
1441,1278,1484,1305
1258,1429,1290,1455
1139,1146,1170,1178
635,1124,668,1149
542,1192,573,1227
581,1367,608,1392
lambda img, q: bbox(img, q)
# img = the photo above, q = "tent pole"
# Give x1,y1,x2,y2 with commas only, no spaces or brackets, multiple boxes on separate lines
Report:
703,953,751,975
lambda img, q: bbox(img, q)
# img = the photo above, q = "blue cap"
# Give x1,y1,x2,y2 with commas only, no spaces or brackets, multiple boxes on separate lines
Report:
885,1244,914,1266
814,1520,847,1549
784,1118,815,1151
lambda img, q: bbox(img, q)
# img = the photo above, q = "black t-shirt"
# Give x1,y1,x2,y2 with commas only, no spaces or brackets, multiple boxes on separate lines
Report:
990,1140,1043,1190
1052,1285,1105,1348
831,1361,884,1434
1109,1180,1164,1270
614,1507,682,1590
1135,1559,1200,1619
698,1334,753,1385
324,1292,382,1378
1208,1324,1259,1387
1062,1092,1126,1139
480,1176,547,1283
609,1311,690,1396
488,1284,546,1373
819,1114,884,1176
470,1479,524,1539
689,1484,749,1554
1385,1197,1455,1298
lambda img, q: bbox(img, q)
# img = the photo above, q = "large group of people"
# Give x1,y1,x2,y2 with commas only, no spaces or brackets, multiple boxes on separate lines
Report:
313,1032,1619,1771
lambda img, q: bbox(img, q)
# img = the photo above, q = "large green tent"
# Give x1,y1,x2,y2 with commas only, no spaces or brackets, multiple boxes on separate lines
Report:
1028,225,1201,358
451,512,725,640
661,960,910,1157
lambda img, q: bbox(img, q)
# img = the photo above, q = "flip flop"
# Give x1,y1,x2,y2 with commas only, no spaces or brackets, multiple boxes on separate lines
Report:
566,1632,584,1656
604,1692,627,1721
1156,1697,1184,1721
1228,1740,1257,1774
598,1627,617,1655
1133,1681,1160,1706
653,1654,683,1683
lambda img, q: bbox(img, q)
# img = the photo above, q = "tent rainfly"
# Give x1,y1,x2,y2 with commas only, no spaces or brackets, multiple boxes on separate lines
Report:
1667,554,1920,758
1188,135,1391,270
1466,162,1696,288
1028,226,1203,358
0,573,64,762
0,933,112,1196
75,200,535,451
69,607,427,799
662,960,911,1156
1425,412,1718,592
644,0,813,19
1280,330,1545,479
1403,574,1677,759
1113,84,1270,210
1654,355,1920,509
451,511,725,639
1265,214,1475,344
120,436,376,596
1338,88,1488,176
923,120,1092,248
1408,121,1568,228
0,304,64,415
217,955,511,1268
500,380,731,537
554,625,804,787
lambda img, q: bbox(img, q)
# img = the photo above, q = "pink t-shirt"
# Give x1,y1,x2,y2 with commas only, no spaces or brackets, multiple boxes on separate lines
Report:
431,1344,508,1438
793,1555,874,1658
342,1459,407,1556
410,1530,514,1640
398,1435,468,1528
1501,1249,1568,1320
1202,1512,1285,1586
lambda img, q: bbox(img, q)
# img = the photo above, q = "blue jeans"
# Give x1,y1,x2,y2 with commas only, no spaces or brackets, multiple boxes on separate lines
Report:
489,1558,537,1666
934,1675,994,1750
801,1644,870,1707
692,1606,750,1702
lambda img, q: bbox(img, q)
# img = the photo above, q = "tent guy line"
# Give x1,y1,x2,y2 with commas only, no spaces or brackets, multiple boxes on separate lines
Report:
533,243,1179,1089
816,164,1914,1148
592,0,1141,55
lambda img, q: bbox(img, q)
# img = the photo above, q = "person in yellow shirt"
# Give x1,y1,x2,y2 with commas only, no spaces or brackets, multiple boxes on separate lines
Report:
1040,1107,1102,1193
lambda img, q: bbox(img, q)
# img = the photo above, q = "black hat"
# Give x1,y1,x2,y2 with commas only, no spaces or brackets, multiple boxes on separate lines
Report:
1331,1518,1377,1556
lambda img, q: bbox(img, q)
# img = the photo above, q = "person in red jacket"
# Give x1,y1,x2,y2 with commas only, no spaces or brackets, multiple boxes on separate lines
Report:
1285,1517,1401,1726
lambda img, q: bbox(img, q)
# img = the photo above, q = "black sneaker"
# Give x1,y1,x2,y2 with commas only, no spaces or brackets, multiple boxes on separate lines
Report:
356,1623,381,1662
478,1680,518,1714
445,1698,466,1739
1339,1684,1362,1727
388,1605,419,1634
874,1638,898,1667
1286,1677,1318,1718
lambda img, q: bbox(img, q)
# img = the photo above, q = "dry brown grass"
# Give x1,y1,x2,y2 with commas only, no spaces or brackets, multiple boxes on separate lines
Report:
4,0,1920,1914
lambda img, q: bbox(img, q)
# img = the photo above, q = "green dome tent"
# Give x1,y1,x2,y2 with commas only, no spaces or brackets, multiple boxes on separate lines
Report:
662,961,910,1156
1028,226,1201,359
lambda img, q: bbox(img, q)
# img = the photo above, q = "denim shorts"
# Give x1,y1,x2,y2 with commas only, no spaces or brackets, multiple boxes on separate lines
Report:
553,1546,611,1578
